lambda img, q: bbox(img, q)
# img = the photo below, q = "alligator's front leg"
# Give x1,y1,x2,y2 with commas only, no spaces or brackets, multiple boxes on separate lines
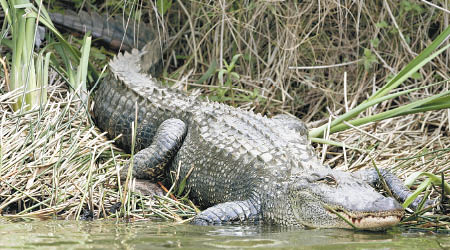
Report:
191,199,261,225
121,118,187,194
354,168,432,210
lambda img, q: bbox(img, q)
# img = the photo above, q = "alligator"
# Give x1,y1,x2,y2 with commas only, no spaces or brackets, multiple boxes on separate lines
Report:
50,10,428,230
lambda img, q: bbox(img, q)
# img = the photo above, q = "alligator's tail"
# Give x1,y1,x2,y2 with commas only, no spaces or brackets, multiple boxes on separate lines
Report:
49,10,156,51
109,44,193,101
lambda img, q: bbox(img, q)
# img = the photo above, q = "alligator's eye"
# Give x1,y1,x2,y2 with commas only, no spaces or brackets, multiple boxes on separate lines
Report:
317,175,337,186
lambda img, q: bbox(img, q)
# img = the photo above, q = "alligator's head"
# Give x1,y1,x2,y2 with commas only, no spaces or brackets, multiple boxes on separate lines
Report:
278,168,404,230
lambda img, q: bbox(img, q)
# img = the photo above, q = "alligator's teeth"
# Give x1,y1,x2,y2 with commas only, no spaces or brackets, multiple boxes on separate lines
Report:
339,212,402,230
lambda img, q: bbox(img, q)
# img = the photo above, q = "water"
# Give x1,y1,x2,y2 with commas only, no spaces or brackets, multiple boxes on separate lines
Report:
0,220,448,249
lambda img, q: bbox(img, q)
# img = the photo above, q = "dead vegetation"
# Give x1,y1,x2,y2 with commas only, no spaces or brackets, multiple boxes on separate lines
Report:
0,82,196,222
155,1,449,120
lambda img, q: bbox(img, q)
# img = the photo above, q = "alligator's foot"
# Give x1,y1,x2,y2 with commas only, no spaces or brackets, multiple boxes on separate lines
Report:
354,168,433,210
191,199,261,225
128,179,165,197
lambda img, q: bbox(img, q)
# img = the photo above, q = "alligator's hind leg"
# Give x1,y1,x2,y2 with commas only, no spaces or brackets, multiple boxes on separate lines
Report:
121,118,187,194
191,199,261,225
354,168,432,210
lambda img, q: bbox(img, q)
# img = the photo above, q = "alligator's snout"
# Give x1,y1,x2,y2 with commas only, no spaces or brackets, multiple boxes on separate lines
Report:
323,193,405,230
372,196,403,212
318,197,404,230
288,169,407,230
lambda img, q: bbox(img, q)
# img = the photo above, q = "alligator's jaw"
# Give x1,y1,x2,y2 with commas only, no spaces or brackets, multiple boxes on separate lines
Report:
328,208,404,230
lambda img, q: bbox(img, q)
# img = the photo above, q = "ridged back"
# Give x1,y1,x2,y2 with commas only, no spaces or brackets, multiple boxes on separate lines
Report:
101,46,322,175
93,48,197,151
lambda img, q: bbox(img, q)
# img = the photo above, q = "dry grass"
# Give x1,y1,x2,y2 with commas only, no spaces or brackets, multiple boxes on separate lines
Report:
0,80,196,222
321,112,450,175
153,0,449,120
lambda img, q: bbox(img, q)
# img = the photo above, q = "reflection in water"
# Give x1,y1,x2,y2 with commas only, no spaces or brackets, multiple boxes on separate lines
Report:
205,238,284,249
0,219,448,249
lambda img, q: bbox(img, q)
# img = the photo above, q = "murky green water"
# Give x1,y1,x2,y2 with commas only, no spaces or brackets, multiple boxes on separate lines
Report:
0,220,448,249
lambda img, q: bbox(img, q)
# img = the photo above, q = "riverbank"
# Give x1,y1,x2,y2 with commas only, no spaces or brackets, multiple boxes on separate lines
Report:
0,81,448,231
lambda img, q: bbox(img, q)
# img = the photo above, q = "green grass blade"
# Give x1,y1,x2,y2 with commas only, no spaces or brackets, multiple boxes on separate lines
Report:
75,34,92,102
310,42,450,138
402,179,431,208
25,6,99,81
195,59,217,84
41,52,50,104
369,25,450,101
309,84,438,138
404,172,450,194
0,0,11,24
394,95,450,116
325,88,450,134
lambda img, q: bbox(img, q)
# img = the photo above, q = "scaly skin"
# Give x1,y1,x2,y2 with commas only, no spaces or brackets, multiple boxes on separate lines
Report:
53,11,427,230
50,11,155,50
92,48,409,230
